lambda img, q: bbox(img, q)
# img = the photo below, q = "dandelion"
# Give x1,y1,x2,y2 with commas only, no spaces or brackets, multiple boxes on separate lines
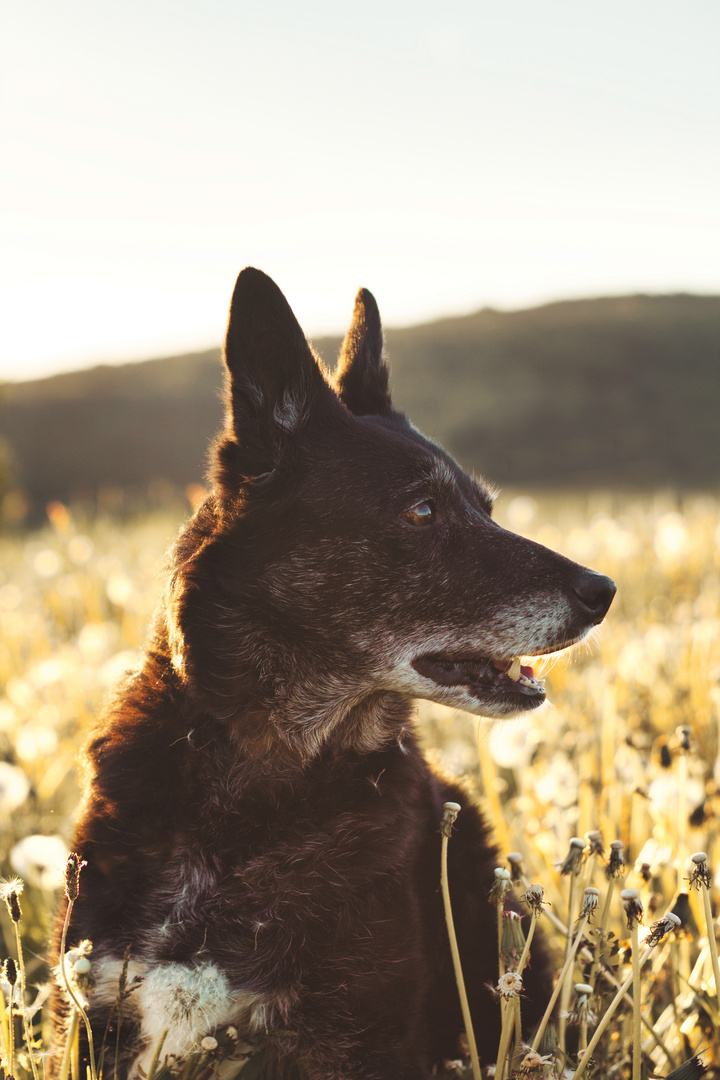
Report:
489,867,513,981
439,803,480,1080
493,972,524,1078
0,762,31,813
10,834,69,891
570,910,681,1080
688,852,720,999
58,853,97,1080
557,838,587,1053
620,889,644,1080
531,888,600,1054
507,851,524,882
566,983,596,1055
500,911,526,969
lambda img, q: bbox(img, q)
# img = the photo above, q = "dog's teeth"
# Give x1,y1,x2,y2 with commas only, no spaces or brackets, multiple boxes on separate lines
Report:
506,657,522,681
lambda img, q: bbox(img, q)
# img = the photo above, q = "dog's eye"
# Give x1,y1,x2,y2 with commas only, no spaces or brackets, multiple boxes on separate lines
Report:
401,500,436,528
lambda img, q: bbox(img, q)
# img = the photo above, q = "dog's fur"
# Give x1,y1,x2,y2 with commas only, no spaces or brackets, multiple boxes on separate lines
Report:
51,269,615,1079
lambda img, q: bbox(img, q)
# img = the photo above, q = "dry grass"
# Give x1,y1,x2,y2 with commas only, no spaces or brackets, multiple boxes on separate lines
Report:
1,490,719,1078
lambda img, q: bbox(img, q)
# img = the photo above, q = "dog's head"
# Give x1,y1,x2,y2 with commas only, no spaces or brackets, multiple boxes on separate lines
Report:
165,269,615,751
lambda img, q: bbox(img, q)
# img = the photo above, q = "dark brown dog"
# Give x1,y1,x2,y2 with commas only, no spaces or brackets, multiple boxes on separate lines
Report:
52,269,615,1079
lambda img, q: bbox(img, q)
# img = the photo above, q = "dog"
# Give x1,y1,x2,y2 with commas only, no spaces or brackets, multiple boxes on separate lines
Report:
51,268,615,1079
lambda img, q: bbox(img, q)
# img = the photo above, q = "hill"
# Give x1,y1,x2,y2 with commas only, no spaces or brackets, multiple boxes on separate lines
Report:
1,293,718,512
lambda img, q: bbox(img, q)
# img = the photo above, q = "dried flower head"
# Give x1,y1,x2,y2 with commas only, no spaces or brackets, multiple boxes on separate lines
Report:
637,860,652,883
676,725,691,752
580,887,600,921
500,910,526,966
494,971,524,1000
3,956,17,986
520,882,548,918
507,852,525,881
620,888,644,929
559,837,586,876
646,911,681,947
440,802,461,837
200,1036,218,1052
584,831,604,858
489,867,512,904
689,852,712,891
64,853,87,901
605,840,626,879
516,1049,555,1077
0,876,24,923
565,983,598,1028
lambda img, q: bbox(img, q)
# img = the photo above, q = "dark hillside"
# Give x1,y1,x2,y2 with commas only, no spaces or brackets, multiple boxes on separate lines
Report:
1,294,718,511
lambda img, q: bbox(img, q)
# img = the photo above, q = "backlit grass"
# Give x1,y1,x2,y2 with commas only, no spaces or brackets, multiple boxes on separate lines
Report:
1,490,719,1078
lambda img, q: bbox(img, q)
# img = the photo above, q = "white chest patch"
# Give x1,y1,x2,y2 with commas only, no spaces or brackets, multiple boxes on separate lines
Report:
91,956,266,1078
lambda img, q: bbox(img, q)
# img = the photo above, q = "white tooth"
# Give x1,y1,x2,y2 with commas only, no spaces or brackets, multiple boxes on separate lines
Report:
507,657,522,681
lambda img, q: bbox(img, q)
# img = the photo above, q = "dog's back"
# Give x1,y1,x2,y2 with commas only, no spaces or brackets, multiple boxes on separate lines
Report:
51,269,615,1079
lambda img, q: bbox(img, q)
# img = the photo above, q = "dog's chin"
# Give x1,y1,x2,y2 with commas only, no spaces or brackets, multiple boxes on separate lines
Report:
409,652,547,719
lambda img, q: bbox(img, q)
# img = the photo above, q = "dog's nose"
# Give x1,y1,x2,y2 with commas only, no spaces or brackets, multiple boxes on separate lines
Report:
572,570,617,621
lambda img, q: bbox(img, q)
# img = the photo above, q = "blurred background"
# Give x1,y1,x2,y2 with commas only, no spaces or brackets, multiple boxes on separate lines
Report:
1,0,719,517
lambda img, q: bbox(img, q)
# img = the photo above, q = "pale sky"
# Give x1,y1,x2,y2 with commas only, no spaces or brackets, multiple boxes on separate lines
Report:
2,0,719,382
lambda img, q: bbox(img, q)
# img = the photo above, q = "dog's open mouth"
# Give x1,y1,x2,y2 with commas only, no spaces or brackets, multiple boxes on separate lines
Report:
411,653,546,702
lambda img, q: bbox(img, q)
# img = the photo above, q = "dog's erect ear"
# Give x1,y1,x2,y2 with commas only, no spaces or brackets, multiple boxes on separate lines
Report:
219,268,335,478
334,288,393,417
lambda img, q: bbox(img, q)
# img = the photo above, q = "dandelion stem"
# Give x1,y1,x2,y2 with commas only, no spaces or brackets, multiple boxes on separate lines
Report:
440,805,481,1080
702,885,720,997
531,913,591,1053
631,919,642,1080
494,998,516,1080
60,898,98,1080
571,945,655,1080
516,913,538,979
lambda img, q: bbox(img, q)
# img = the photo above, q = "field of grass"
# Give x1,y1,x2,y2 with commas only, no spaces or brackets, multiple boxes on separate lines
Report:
1,489,719,1079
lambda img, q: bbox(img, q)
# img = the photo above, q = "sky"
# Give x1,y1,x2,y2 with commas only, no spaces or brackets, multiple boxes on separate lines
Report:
1,0,719,382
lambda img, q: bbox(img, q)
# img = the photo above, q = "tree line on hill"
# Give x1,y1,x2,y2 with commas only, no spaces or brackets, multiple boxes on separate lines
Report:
1,292,718,521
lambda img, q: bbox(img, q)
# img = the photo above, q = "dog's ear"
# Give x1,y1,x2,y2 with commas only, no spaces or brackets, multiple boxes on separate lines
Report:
217,268,336,481
334,288,393,417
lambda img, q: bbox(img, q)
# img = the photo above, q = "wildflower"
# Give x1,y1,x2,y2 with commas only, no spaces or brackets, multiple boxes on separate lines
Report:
520,882,548,918
565,983,598,1029
620,888,644,929
605,839,625,879
493,971,523,1000
1,877,24,923
645,911,681,947
11,834,69,891
489,867,512,904
440,801,461,837
688,851,712,891
506,851,524,881
516,1049,554,1077
64,853,87,901
500,910,526,968
558,837,586,876
584,831,604,859
4,956,17,986
580,887,600,920
0,761,31,813
200,1036,218,1051
637,860,652,884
